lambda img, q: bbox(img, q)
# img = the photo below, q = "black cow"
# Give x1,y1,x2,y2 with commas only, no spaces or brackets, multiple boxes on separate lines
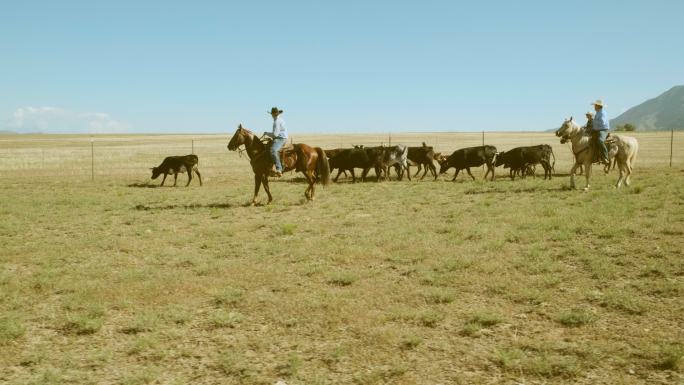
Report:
329,145,409,182
495,145,554,180
328,147,372,183
406,142,438,180
438,145,497,181
151,155,202,186
324,148,350,179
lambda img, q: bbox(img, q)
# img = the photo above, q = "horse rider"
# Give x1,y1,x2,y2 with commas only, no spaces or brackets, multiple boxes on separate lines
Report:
591,100,610,165
263,107,288,177
583,111,594,133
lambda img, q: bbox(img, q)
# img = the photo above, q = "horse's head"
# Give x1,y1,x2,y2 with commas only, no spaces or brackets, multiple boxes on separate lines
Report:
227,124,251,151
555,117,580,143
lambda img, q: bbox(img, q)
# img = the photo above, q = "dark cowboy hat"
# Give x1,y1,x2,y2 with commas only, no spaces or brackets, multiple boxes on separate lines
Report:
268,107,283,115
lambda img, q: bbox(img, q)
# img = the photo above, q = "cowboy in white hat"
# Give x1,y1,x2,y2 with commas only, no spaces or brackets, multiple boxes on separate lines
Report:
263,107,288,177
591,100,610,165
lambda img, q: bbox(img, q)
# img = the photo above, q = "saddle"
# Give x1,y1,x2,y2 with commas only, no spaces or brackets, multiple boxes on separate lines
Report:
279,143,296,158
259,140,298,171
589,132,611,164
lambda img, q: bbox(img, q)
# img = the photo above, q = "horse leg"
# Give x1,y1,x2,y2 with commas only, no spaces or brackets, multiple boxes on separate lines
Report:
252,174,262,205
615,160,625,188
466,168,475,181
414,164,422,178
583,162,592,190
624,158,632,187
569,163,578,189
262,175,273,204
430,164,437,180
306,170,316,201
405,165,411,181
488,164,495,181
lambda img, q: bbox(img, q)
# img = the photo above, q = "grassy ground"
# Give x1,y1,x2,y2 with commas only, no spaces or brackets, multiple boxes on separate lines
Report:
1,132,683,385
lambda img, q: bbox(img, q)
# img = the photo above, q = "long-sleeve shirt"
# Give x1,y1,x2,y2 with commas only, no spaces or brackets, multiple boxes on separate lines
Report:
271,116,288,139
592,109,609,131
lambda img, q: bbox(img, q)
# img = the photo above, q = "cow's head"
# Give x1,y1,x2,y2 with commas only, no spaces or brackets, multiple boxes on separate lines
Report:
437,155,450,174
150,167,162,179
494,151,506,166
432,152,442,160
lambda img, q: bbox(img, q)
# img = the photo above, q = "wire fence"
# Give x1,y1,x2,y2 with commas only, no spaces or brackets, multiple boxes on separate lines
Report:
0,131,681,180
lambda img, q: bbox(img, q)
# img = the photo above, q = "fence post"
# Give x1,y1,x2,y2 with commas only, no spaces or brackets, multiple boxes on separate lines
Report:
482,131,485,173
90,136,94,181
670,127,674,168
389,132,392,146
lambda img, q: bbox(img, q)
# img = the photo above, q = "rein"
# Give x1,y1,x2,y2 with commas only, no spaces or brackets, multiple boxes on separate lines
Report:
561,125,591,156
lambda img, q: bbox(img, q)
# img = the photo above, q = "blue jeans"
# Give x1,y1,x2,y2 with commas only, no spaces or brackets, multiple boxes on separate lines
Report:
596,130,608,161
270,138,286,172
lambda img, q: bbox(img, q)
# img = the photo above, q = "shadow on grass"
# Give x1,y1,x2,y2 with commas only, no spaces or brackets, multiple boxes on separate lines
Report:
464,186,570,195
134,202,234,211
127,183,160,188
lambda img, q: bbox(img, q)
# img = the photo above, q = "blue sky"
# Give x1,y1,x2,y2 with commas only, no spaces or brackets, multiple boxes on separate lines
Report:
1,0,682,133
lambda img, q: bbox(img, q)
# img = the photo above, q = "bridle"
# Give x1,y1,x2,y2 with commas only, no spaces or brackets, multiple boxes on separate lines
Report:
230,127,270,158
558,122,591,156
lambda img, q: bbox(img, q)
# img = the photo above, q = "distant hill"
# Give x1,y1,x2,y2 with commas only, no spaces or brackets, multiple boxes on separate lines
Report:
610,85,684,131
0,130,17,135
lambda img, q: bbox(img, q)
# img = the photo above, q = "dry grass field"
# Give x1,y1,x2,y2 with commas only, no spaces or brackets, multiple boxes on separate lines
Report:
1,131,683,385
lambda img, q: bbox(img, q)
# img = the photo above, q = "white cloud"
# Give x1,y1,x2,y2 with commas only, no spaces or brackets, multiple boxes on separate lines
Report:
6,106,130,133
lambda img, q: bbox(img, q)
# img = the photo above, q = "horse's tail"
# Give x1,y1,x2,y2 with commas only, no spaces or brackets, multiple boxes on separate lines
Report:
315,147,331,185
550,148,556,172
628,142,638,172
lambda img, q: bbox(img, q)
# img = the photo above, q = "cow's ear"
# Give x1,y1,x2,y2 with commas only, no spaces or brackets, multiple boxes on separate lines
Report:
238,123,243,129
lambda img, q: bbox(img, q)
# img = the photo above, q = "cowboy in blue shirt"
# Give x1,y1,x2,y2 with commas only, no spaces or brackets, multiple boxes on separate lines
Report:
263,107,288,177
591,100,610,165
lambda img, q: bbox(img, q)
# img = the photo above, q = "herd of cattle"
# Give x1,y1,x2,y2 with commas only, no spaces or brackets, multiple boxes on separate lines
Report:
150,143,556,186
324,143,556,183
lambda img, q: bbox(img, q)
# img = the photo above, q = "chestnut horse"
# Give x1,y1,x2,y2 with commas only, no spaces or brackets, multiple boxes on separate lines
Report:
227,124,330,204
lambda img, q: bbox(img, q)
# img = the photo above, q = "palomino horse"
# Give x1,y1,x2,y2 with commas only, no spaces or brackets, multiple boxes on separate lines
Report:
227,124,330,204
556,117,638,189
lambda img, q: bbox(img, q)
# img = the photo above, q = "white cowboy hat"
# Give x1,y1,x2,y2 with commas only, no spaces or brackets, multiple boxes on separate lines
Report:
591,100,605,107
